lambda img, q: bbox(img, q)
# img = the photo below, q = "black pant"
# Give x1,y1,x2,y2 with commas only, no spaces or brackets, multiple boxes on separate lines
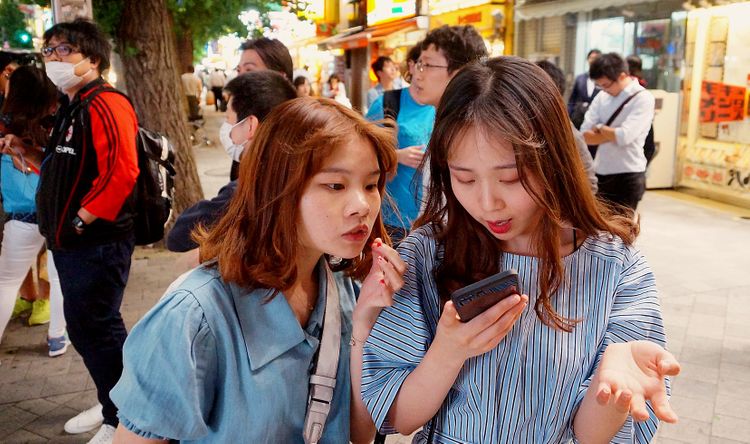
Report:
211,86,225,112
53,237,135,427
596,172,646,213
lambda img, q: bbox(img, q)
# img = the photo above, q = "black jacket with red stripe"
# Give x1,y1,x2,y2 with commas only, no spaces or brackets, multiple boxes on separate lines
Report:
37,78,139,251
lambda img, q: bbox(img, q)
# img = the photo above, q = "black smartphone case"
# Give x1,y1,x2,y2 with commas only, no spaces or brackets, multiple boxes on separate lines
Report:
450,269,520,322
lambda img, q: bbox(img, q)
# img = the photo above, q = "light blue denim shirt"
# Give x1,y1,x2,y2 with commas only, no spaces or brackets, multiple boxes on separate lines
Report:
111,261,356,443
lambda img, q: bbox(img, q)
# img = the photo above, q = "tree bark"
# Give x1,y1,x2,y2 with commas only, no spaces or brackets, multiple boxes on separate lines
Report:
117,0,204,223
175,29,194,73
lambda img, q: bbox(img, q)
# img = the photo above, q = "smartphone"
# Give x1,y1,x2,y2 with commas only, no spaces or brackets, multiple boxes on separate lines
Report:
450,269,521,322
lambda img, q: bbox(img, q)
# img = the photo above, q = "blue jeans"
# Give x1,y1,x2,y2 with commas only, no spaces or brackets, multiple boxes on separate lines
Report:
53,236,135,426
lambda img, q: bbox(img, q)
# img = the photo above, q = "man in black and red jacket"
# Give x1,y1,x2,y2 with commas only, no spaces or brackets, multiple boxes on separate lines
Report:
37,20,138,443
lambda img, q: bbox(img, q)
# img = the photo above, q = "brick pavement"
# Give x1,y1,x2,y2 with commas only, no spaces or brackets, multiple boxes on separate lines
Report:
1,109,748,442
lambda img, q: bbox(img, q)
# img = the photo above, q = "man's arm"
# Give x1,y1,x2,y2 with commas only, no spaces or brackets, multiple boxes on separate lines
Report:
78,91,139,224
166,180,237,252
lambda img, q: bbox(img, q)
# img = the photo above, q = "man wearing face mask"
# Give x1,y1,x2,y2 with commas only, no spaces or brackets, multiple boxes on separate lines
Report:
167,70,297,256
2,19,139,444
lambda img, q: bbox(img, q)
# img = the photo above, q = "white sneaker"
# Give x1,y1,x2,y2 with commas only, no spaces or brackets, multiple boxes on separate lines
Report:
87,424,116,444
64,403,103,434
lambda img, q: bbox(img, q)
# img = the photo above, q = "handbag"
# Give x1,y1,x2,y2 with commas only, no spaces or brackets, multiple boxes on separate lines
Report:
303,263,341,444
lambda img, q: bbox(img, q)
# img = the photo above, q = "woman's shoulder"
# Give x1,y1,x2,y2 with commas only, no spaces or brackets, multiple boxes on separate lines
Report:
578,232,642,268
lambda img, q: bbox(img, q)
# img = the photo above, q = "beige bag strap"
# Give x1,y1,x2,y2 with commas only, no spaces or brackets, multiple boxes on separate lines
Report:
303,263,341,444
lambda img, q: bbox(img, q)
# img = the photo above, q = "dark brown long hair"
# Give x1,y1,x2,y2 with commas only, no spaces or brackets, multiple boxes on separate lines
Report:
415,57,637,331
198,97,397,292
1,65,57,147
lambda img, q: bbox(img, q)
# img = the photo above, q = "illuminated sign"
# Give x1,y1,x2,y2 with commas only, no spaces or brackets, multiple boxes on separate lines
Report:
367,0,416,26
429,0,493,16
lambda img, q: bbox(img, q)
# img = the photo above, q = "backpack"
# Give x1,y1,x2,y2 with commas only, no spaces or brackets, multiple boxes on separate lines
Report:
382,88,402,125
79,87,176,245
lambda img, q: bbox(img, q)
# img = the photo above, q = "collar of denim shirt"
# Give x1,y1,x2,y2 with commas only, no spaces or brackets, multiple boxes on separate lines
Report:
227,258,328,371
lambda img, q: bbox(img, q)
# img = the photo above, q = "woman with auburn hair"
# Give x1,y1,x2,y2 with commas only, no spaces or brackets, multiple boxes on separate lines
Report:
110,97,402,443
361,57,680,443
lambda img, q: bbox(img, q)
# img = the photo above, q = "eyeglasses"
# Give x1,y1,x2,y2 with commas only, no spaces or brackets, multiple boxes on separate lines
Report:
415,60,449,73
594,79,614,89
41,43,78,58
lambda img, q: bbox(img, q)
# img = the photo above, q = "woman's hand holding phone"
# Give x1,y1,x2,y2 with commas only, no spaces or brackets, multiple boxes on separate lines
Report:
434,294,528,364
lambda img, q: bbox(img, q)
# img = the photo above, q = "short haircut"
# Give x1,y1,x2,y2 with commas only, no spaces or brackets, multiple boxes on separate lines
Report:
421,25,488,73
589,52,628,82
43,18,111,73
223,70,297,123
371,56,393,80
240,38,293,81
587,49,602,59
186,65,195,73
293,76,308,87
535,60,566,96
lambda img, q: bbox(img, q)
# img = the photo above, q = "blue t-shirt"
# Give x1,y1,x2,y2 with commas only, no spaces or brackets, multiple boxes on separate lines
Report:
366,88,435,229
1,154,39,214
111,261,357,443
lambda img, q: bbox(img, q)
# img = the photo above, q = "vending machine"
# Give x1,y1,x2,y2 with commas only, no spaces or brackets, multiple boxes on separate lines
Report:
646,90,681,189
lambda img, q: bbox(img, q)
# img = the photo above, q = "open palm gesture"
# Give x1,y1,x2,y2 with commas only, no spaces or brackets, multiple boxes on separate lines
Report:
594,340,681,423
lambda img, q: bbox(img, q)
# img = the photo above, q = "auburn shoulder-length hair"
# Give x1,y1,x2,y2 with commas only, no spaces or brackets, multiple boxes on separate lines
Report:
198,97,397,291
415,56,637,332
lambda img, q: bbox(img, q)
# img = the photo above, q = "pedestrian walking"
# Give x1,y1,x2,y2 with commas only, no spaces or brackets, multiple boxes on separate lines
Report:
360,57,679,444
209,68,226,112
110,97,404,443
324,74,352,108
181,65,203,121
568,49,602,130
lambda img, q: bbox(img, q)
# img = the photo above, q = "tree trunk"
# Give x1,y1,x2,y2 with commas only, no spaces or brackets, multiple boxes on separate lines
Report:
117,0,204,224
175,30,194,73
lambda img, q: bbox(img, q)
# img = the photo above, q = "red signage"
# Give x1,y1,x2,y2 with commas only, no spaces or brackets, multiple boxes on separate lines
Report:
700,80,746,123
458,12,482,24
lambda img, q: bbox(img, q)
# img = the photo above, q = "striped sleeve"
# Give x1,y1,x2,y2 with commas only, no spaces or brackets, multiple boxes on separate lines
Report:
571,246,668,443
80,91,139,220
361,229,436,433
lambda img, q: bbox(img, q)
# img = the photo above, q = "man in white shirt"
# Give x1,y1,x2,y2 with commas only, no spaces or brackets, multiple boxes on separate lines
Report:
582,52,654,212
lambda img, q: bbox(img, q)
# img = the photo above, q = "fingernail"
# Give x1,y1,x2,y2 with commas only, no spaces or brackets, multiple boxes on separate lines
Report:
378,256,384,262
379,279,386,285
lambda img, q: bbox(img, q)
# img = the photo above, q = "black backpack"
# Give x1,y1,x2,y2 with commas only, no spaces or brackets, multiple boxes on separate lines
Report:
79,87,176,245
382,88,402,122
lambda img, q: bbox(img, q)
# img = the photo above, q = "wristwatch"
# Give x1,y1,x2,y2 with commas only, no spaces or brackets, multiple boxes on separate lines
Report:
71,216,86,233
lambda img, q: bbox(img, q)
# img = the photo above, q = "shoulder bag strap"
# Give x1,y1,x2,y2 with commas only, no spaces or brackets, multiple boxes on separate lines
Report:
303,263,341,444
605,90,643,126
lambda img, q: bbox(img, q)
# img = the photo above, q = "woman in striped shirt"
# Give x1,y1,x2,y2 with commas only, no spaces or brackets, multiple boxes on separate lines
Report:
360,57,680,443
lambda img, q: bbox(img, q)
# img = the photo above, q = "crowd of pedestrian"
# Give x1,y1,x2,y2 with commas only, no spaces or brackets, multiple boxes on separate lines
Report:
0,15,675,444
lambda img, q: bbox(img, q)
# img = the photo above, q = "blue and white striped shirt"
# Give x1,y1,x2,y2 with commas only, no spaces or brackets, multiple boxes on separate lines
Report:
361,225,668,444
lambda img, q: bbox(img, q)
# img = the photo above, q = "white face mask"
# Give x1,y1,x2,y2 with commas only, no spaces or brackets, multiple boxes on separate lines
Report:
219,117,249,162
45,58,91,92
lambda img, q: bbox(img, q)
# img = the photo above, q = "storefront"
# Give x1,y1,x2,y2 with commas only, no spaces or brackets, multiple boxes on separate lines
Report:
429,0,514,56
677,2,750,207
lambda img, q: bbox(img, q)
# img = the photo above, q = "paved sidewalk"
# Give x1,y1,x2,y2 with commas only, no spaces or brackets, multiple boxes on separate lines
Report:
1,109,748,441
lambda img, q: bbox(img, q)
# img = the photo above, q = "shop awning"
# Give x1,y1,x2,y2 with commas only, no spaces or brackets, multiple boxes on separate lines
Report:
515,0,658,20
319,17,423,50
